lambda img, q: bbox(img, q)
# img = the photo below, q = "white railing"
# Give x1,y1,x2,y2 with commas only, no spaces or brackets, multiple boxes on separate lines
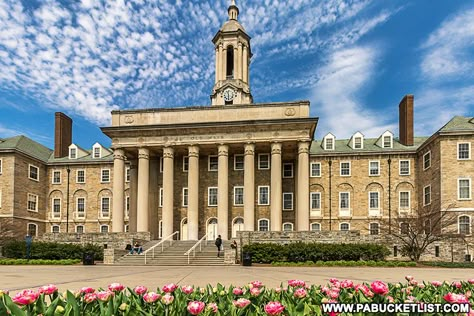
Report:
143,231,179,264
184,232,211,265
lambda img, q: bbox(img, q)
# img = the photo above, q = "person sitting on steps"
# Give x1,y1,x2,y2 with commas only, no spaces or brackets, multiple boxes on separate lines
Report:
130,242,143,255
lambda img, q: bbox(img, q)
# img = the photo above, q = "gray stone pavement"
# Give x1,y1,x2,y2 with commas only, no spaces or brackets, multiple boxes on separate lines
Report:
1,265,474,295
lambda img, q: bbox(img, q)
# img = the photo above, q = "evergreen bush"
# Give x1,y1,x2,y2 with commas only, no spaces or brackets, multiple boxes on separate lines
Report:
2,241,103,260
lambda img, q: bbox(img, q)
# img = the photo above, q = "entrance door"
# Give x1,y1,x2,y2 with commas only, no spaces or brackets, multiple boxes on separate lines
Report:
181,218,188,240
232,218,244,238
207,218,218,240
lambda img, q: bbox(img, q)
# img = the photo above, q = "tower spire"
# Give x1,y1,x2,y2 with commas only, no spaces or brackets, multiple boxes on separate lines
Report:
228,0,239,20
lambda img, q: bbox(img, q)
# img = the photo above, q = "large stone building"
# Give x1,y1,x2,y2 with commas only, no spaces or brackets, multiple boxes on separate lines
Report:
0,1,473,241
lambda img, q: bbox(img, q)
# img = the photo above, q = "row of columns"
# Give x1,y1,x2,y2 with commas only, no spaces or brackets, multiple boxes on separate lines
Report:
215,43,249,84
112,141,310,240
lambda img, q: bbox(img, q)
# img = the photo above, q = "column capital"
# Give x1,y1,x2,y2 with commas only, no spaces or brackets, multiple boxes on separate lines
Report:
218,144,229,156
163,146,174,159
138,148,149,160
238,42,243,48
244,143,255,155
188,145,199,158
271,142,282,155
113,148,126,160
298,141,310,154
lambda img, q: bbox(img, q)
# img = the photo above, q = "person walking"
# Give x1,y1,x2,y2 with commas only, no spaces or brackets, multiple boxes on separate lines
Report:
215,235,222,257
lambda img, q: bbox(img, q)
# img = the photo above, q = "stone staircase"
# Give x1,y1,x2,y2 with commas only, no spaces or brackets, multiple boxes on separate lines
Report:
114,240,226,266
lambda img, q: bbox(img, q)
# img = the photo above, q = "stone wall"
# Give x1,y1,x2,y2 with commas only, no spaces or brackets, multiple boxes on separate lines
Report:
40,232,151,250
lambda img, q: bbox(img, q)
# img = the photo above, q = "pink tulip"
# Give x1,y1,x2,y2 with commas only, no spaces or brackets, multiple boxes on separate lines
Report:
162,283,178,293
108,283,125,292
250,280,263,288
97,290,114,302
370,280,389,295
275,287,283,293
12,289,39,305
387,296,394,303
452,281,462,289
340,280,353,289
83,293,97,304
405,275,414,281
206,302,218,313
80,287,95,294
142,292,160,303
329,278,339,284
417,283,425,289
288,280,306,287
321,286,330,293
264,301,285,316
250,287,261,296
187,301,205,315
161,293,174,305
409,279,418,286
431,281,442,287
233,287,243,295
38,284,58,295
294,288,307,298
233,298,251,308
444,293,469,304
468,279,474,284
181,285,194,295
134,285,147,295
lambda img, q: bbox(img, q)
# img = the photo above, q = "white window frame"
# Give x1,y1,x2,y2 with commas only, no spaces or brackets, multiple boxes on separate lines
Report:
283,163,293,178
369,191,380,211
28,164,39,181
258,185,270,205
182,187,189,207
101,169,111,183
458,142,471,160
69,147,77,159
310,162,321,177
75,225,85,234
234,154,244,170
282,222,293,231
423,185,431,206
458,215,471,235
399,160,410,176
282,192,293,210
234,186,244,206
258,154,270,170
258,218,269,231
52,198,61,218
183,156,189,172
340,161,351,176
458,178,472,200
399,191,410,210
76,197,86,218
353,136,363,149
310,223,321,232
101,197,110,218
51,225,60,233
52,170,61,184
383,135,392,148
76,169,86,183
159,188,163,207
100,225,109,233
339,192,350,215
208,187,218,206
423,151,431,170
27,193,38,212
159,157,163,173
324,135,335,150
27,223,38,237
369,222,379,235
208,155,218,171
310,192,321,210
369,160,380,176
93,145,101,159
125,167,130,182
340,222,350,231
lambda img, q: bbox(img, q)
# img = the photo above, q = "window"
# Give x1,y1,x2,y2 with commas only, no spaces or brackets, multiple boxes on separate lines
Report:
399,160,410,175
52,170,61,184
182,187,188,207
208,156,218,171
234,186,244,206
159,220,163,239
310,223,321,232
459,215,471,235
27,223,37,237
283,193,293,210
159,188,163,207
354,137,363,149
325,137,334,150
77,170,85,183
423,151,431,170
125,167,130,182
458,179,471,200
400,222,409,234
258,219,269,231
311,192,321,210
423,185,431,206
234,155,244,170
399,191,410,209
29,164,39,181
100,225,109,233
369,161,380,176
383,135,392,148
52,198,61,218
258,186,270,205
0,190,2,208
283,163,293,178
76,225,84,234
208,187,218,206
101,197,110,217
159,157,163,173
101,169,110,182
69,147,77,159
27,194,38,212
0,158,2,174
340,162,350,176
369,192,379,210
339,192,350,210
458,143,471,160
183,156,189,172
124,225,129,232
283,223,293,231
258,154,270,170
311,162,321,177
76,198,85,218
369,223,379,235
125,196,130,217
340,223,349,231
52,225,60,233
424,219,431,235
93,146,101,158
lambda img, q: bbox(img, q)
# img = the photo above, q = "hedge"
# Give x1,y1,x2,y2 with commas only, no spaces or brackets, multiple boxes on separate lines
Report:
271,260,417,267
2,241,103,261
0,259,81,265
242,242,390,263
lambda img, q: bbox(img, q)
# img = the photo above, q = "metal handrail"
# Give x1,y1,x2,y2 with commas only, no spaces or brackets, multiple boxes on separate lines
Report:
184,232,211,265
143,231,179,264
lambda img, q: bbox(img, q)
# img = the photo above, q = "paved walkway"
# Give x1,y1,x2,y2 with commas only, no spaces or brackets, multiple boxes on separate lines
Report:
2,265,474,294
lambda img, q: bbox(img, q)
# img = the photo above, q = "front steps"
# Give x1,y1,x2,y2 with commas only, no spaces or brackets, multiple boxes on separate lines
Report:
114,240,226,266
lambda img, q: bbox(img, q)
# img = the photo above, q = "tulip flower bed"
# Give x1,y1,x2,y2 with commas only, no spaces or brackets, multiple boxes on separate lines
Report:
1,277,474,315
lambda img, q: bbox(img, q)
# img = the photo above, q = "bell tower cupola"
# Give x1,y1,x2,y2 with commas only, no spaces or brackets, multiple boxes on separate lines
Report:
211,0,253,106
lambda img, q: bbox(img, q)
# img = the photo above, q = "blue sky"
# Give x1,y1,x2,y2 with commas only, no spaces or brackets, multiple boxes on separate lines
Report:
0,0,473,150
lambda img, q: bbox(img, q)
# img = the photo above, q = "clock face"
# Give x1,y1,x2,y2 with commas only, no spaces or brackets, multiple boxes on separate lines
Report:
223,88,235,102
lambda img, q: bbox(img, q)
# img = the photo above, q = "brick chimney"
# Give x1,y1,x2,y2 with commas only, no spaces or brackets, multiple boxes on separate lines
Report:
54,112,72,158
399,94,414,146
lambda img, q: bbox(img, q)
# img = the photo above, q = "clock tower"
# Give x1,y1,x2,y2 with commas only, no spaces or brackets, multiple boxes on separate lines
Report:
210,0,253,106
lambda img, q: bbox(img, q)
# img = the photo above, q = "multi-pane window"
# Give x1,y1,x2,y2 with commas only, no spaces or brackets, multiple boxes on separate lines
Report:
52,170,61,184
339,192,350,209
283,193,293,210
258,186,270,205
311,223,321,232
340,162,351,176
93,147,101,158
369,161,380,176
27,223,37,237
234,155,244,170
283,223,293,231
183,156,189,172
159,188,163,207
29,165,39,181
208,187,218,206
399,191,410,209
258,154,270,169
283,163,293,178
423,185,431,206
458,179,471,200
234,186,244,205
101,197,110,217
369,192,379,209
258,219,269,231
311,162,321,177
383,136,392,148
423,152,431,170
126,167,130,182
340,223,349,231
70,148,77,159
369,223,379,235
459,216,471,235
311,192,321,210
424,219,431,235
27,194,38,212
100,225,109,233
400,222,409,234
208,156,218,171
325,137,334,150
76,225,84,234
458,143,471,160
77,198,85,218
52,198,61,218
182,188,189,207
399,160,410,175
101,169,110,182
52,225,60,233
354,137,362,149
77,170,85,183
125,196,130,217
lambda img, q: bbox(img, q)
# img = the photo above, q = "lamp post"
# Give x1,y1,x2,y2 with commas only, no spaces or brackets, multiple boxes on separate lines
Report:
66,166,70,233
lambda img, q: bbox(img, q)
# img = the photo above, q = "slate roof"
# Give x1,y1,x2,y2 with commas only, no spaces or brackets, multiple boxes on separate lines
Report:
0,135,52,162
438,116,474,133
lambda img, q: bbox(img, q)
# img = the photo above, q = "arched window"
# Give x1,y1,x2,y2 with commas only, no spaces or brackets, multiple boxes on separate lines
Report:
226,46,234,79
27,223,38,237
51,225,60,233
369,222,379,235
340,222,350,231
311,223,321,232
258,219,269,231
459,215,471,235
282,222,293,231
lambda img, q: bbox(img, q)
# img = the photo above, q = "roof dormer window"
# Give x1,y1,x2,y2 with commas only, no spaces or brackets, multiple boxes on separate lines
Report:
92,143,102,159
69,145,77,159
323,133,335,150
351,132,364,150
378,131,393,149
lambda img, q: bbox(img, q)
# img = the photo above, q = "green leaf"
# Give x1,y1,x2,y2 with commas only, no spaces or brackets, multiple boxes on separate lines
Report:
4,294,26,316
65,291,79,316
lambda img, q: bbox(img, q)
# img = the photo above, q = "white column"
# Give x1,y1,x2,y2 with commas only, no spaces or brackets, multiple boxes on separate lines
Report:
297,141,310,231
244,143,255,231
112,149,125,232
270,143,282,231
187,145,199,240
162,147,174,238
221,44,226,81
215,46,219,83
137,148,150,232
218,144,229,240
237,42,242,80
243,45,248,84
233,46,238,79
129,159,138,233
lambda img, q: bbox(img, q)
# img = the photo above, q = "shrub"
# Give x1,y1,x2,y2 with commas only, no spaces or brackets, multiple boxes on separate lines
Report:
2,241,103,261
